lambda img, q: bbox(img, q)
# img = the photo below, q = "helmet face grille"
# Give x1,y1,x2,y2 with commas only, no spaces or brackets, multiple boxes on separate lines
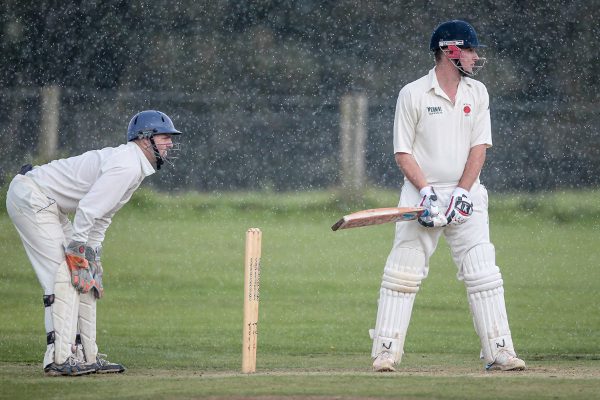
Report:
441,46,487,77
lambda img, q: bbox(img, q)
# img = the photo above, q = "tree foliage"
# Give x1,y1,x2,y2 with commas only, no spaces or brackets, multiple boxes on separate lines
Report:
1,1,598,191
2,0,597,100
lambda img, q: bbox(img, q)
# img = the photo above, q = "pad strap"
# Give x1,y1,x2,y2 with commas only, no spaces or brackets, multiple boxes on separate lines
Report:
43,294,55,307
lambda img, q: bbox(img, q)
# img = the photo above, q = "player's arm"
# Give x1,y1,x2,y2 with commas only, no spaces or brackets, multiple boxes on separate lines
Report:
393,87,430,192
394,152,427,191
444,144,487,225
460,83,491,192
457,144,487,191
395,152,447,227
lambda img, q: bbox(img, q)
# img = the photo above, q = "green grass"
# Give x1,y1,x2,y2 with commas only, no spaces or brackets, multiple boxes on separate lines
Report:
1,189,599,399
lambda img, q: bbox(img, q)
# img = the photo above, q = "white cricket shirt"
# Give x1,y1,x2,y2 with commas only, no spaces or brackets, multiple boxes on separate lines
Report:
28,142,155,246
393,67,492,186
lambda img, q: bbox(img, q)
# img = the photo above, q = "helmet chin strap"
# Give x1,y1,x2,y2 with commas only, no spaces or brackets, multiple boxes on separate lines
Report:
149,136,164,171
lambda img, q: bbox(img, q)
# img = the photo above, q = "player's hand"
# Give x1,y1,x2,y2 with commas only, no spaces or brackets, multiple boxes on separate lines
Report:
417,186,448,228
85,246,104,299
445,187,474,225
65,241,95,293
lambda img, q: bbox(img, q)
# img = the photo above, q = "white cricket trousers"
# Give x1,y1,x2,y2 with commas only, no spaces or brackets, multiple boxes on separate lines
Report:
6,174,72,294
393,181,491,273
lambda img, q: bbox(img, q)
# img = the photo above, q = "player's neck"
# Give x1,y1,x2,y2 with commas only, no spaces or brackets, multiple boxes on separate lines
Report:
435,63,461,103
134,139,159,167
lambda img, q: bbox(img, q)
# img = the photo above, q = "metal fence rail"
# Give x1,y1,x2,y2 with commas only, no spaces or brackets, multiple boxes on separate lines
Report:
1,87,598,192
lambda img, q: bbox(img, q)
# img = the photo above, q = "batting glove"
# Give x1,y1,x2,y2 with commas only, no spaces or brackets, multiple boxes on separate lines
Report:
65,241,95,293
417,186,448,228
85,246,104,299
445,187,474,225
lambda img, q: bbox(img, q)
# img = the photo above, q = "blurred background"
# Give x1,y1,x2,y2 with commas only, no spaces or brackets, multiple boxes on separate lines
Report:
1,0,598,193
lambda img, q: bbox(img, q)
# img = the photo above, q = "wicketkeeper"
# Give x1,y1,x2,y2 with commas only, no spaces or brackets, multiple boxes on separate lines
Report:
370,20,526,372
6,110,182,376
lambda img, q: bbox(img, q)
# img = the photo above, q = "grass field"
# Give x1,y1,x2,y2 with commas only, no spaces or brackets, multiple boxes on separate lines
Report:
1,188,599,399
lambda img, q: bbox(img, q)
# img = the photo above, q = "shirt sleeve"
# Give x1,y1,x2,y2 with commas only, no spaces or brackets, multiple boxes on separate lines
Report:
471,85,492,148
86,181,140,248
393,87,418,154
70,163,141,244
86,216,113,249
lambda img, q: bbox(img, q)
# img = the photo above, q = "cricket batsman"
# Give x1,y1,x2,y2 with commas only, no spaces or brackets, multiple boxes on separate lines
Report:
370,20,526,372
6,110,182,376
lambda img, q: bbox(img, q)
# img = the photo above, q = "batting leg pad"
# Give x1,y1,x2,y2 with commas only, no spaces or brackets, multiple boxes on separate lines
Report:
371,247,426,362
462,243,516,363
53,261,80,365
78,291,98,363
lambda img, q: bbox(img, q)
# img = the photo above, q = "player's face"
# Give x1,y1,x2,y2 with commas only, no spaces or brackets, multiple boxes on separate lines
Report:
153,134,174,158
459,48,479,74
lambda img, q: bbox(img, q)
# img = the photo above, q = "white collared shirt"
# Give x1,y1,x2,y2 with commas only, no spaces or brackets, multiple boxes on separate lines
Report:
28,142,155,246
393,67,492,186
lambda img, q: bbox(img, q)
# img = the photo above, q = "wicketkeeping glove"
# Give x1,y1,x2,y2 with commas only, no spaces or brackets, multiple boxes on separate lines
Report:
445,187,474,225
417,186,448,228
85,246,104,299
65,241,95,293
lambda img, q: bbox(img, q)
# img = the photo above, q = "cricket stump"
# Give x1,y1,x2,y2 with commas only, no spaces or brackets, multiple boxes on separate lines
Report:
242,228,262,373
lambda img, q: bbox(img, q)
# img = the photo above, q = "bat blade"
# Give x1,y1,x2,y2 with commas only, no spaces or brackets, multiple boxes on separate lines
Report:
331,207,425,231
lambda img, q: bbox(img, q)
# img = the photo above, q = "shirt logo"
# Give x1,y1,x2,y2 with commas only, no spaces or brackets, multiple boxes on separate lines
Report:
426,106,443,115
463,104,472,116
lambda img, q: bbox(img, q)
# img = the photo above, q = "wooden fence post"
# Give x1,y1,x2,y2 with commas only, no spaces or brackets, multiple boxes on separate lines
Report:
339,92,368,199
39,85,61,161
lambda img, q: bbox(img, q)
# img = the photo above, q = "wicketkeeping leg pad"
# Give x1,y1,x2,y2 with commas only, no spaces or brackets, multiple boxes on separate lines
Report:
78,291,98,363
52,261,80,365
43,294,55,337
43,295,55,368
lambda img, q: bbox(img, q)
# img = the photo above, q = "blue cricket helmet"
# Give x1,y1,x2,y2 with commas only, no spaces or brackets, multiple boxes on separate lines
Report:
126,110,182,142
429,20,486,51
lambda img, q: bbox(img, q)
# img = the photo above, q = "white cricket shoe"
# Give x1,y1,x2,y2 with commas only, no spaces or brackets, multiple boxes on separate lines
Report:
486,350,526,371
372,351,396,372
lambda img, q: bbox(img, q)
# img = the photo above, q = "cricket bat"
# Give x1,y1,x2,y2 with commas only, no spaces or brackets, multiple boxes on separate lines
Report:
331,207,425,231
